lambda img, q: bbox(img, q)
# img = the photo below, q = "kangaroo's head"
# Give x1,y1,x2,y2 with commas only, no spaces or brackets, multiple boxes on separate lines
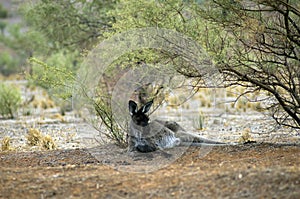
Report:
129,100,153,127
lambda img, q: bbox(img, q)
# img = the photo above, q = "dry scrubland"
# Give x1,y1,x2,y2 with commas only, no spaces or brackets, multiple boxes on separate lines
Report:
0,79,299,199
1,0,300,197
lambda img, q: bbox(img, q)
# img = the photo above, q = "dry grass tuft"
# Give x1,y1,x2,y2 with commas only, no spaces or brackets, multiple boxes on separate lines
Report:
238,128,255,143
27,128,43,146
27,128,57,150
41,135,57,150
1,136,14,151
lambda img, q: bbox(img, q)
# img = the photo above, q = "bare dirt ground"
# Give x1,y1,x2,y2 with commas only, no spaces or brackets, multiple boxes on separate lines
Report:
1,143,300,199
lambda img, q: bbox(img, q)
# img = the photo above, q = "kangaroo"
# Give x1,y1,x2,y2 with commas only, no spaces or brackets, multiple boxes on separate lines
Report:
128,100,229,153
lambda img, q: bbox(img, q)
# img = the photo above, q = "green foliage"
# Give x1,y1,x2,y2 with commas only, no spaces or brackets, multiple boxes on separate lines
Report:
21,0,116,50
197,0,300,128
0,22,50,76
0,23,49,56
20,0,128,146
0,21,6,34
110,0,179,30
94,98,127,147
0,51,20,76
0,3,8,18
0,83,21,119
28,52,78,100
104,0,206,76
106,0,300,129
20,0,300,146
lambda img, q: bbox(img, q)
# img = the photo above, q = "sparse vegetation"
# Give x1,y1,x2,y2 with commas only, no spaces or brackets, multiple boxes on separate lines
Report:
104,0,300,129
27,128,43,146
93,98,127,147
41,135,56,150
0,83,21,119
27,128,56,150
0,0,298,152
238,128,256,144
1,136,13,151
0,51,20,76
0,1,299,198
0,3,8,18
193,112,205,130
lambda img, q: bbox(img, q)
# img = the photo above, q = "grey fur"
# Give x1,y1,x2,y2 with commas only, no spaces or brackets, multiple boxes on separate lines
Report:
128,100,233,153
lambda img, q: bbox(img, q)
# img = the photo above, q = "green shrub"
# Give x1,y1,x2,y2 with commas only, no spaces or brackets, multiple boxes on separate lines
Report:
0,83,21,119
0,4,8,18
0,21,6,34
29,51,78,96
0,52,20,76
94,98,127,147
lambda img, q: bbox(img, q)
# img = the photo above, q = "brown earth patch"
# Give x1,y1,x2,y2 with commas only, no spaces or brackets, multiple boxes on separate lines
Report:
1,143,300,199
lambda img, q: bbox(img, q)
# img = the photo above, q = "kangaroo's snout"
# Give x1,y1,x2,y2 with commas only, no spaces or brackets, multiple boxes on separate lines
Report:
132,114,149,127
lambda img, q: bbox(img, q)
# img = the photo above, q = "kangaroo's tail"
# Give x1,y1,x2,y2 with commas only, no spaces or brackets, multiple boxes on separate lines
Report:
176,131,238,146
180,142,239,147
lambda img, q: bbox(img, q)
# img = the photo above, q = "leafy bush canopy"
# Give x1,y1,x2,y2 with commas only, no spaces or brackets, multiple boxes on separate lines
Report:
0,51,20,76
0,83,21,119
0,3,8,18
106,0,300,129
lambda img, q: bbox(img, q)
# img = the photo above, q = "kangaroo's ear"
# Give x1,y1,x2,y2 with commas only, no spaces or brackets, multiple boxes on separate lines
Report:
129,100,138,115
141,100,153,113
